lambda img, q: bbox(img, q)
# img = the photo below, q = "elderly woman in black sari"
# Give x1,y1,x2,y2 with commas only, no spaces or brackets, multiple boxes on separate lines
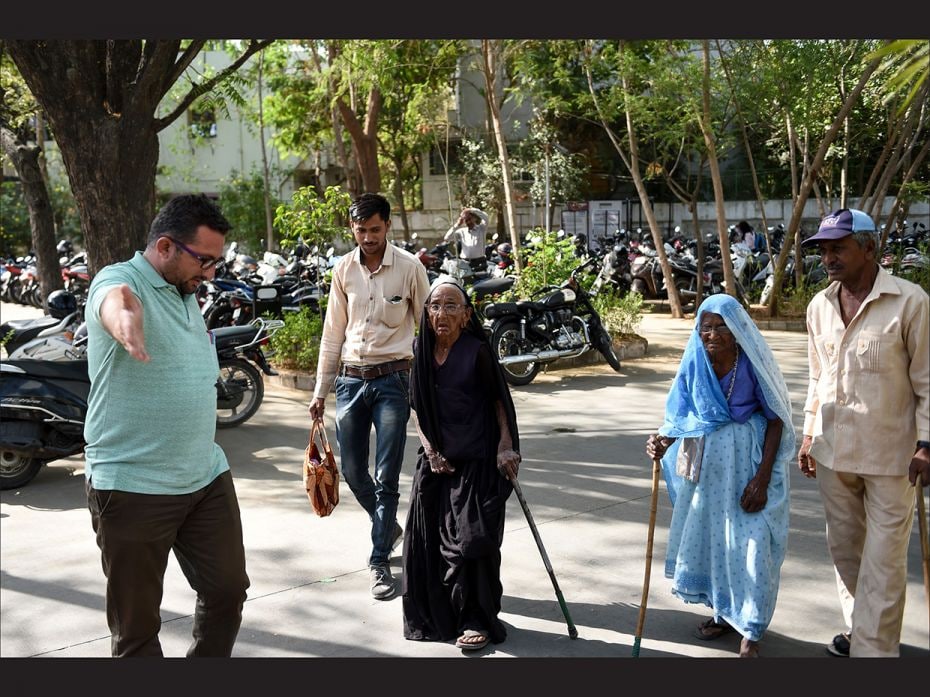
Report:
402,278,521,652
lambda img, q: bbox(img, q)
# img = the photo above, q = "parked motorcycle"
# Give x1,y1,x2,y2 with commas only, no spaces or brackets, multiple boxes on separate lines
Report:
212,317,285,428
483,258,621,386
0,317,285,488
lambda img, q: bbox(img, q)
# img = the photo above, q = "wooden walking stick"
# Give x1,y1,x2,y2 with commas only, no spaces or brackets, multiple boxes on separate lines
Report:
916,487,929,632
632,457,662,657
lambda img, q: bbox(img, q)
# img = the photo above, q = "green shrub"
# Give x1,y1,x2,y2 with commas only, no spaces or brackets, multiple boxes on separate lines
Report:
268,306,323,372
511,230,592,300
591,289,644,337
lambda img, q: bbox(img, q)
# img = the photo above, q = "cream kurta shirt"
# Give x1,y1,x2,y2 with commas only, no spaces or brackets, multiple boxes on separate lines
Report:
803,267,929,475
313,242,430,401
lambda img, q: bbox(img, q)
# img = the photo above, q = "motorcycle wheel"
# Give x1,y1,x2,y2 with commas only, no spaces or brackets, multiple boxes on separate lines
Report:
216,358,264,428
593,325,622,372
491,320,540,386
0,450,44,490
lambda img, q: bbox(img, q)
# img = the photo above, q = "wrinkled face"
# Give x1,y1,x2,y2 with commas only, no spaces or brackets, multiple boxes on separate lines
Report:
157,225,225,296
427,284,472,342
352,213,389,261
818,235,875,285
697,311,736,359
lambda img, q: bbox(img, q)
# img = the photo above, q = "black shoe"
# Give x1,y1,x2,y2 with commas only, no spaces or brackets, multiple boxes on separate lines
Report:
826,632,850,657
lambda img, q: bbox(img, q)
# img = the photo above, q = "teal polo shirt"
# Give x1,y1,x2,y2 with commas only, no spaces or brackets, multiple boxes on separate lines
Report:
83,252,229,494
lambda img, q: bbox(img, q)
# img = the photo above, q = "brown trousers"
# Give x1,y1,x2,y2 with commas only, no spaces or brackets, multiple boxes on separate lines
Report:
87,470,250,657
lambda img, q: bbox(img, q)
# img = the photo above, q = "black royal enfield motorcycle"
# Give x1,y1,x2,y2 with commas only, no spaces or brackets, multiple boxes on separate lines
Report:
0,317,285,489
483,258,622,386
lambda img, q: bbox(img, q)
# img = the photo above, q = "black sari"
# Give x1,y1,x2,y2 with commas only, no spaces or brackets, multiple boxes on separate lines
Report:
402,295,520,644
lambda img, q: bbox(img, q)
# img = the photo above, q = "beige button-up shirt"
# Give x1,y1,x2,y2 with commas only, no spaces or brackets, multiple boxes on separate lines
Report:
803,267,930,475
313,242,430,400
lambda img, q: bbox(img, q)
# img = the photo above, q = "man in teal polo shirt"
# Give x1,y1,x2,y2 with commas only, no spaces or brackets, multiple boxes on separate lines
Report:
84,194,250,657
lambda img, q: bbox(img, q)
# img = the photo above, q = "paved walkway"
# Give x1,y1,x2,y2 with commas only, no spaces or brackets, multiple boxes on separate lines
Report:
1,303,927,664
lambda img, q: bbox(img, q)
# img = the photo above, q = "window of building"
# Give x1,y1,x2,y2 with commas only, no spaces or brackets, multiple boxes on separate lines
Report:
428,140,463,176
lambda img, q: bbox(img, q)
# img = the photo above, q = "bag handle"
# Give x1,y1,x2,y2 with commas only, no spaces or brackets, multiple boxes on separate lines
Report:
309,417,335,461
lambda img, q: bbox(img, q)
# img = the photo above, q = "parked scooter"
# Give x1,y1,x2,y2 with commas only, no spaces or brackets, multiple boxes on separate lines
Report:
483,257,621,386
212,317,285,428
0,358,90,489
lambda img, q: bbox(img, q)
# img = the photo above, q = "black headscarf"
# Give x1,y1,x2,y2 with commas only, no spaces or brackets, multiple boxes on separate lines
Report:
410,278,520,457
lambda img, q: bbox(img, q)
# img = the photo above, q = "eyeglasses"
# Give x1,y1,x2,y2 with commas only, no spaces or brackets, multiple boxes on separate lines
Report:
165,236,223,270
699,323,732,336
427,302,464,315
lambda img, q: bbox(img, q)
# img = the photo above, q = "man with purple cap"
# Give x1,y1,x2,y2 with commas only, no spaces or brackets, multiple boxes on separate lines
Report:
797,208,929,657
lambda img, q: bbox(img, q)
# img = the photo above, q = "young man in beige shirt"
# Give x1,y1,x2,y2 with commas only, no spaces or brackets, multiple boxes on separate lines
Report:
310,193,430,600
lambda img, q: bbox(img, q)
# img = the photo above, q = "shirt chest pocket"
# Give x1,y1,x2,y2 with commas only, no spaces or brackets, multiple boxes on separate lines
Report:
854,331,885,373
381,295,408,328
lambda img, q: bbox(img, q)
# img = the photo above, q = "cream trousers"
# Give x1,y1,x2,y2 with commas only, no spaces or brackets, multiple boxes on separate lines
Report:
818,466,916,657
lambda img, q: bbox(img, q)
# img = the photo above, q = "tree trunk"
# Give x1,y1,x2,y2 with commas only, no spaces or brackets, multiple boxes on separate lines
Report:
481,40,521,273
0,126,63,308
336,88,382,194
257,49,275,252
700,41,736,297
391,155,410,240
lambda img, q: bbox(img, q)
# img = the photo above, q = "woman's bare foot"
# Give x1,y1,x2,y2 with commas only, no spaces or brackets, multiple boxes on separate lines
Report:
739,638,760,657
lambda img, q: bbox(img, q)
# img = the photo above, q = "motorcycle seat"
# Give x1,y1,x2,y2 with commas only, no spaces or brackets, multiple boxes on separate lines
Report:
470,276,515,301
1,316,61,334
2,358,89,381
210,325,259,351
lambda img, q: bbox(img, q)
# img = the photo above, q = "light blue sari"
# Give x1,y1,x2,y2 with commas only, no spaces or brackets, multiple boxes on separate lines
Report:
657,294,794,641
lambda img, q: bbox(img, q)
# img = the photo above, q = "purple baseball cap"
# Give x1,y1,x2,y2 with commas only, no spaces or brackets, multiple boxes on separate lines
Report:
802,208,876,247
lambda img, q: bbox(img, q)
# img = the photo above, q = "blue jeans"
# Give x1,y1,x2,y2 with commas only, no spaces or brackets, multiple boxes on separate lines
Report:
335,370,410,566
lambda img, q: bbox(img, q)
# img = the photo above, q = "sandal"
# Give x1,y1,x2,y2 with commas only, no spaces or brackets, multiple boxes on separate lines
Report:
455,629,489,651
739,638,760,657
693,618,735,641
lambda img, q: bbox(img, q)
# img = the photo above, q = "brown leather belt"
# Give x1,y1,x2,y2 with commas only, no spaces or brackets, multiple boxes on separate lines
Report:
341,358,411,380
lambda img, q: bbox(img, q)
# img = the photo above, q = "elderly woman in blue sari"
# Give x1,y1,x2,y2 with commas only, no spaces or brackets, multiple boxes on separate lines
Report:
645,294,794,658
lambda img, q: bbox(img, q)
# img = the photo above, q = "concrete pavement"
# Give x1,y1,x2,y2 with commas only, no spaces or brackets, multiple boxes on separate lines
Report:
1,302,928,660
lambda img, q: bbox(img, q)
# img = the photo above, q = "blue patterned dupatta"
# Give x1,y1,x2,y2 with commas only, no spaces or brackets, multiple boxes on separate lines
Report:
655,294,795,641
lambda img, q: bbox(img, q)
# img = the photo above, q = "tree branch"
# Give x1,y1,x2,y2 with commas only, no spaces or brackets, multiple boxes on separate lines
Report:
153,39,275,132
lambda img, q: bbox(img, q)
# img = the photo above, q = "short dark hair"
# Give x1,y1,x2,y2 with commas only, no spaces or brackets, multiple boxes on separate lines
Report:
148,194,231,246
349,193,390,223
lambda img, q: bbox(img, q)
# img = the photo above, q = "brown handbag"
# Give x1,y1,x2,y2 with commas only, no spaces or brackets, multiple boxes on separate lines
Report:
303,417,339,517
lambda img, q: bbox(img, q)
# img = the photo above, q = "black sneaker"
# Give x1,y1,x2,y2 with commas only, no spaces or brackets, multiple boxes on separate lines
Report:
826,632,850,657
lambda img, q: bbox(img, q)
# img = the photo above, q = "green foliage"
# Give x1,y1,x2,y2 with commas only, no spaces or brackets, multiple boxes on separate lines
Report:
0,179,81,256
268,306,323,372
274,184,354,252
511,230,592,299
0,181,31,255
217,168,282,254
780,277,830,317
590,288,644,336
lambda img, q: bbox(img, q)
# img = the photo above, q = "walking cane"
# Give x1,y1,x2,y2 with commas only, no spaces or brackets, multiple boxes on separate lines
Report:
510,477,578,639
916,487,929,632
632,457,662,657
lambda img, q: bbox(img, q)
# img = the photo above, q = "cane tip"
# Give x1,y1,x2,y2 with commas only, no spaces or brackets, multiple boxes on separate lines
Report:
569,626,578,639
632,636,641,656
